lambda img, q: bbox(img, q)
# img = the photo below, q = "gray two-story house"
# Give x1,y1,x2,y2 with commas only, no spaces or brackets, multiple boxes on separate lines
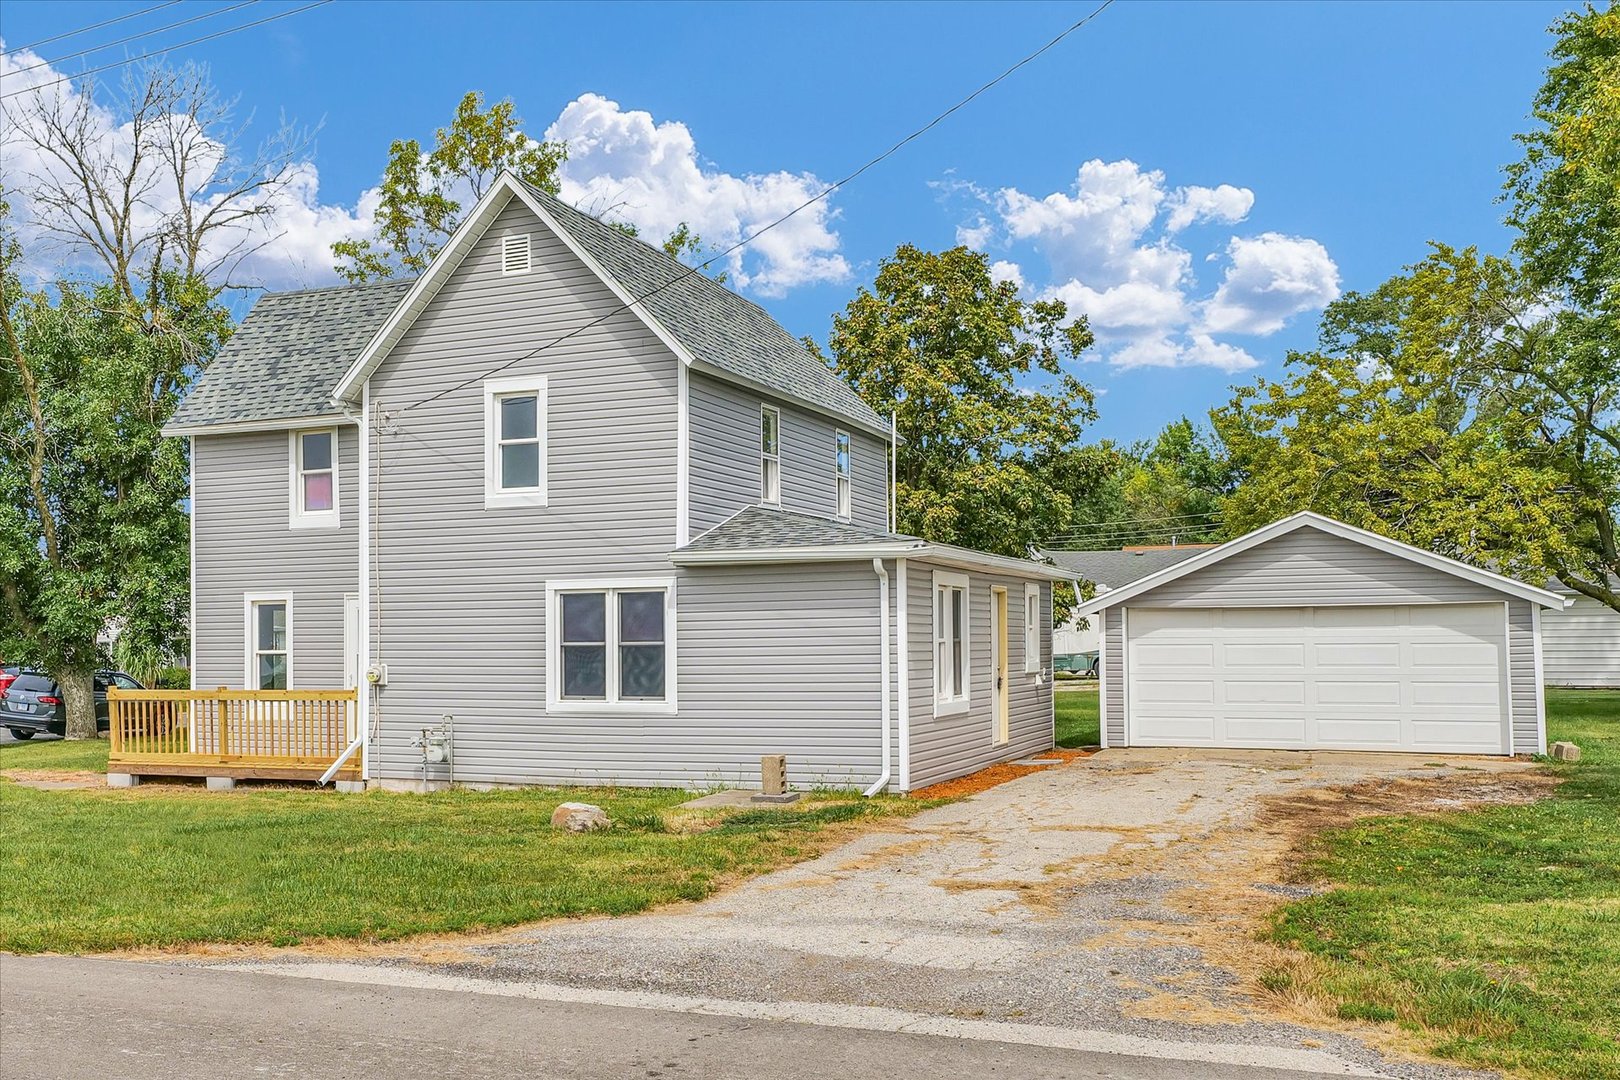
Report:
164,173,1067,794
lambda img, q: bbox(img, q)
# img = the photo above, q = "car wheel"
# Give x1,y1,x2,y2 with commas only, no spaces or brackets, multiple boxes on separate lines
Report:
7,728,35,740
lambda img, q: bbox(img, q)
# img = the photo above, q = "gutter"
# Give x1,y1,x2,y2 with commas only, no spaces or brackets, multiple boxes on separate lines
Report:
863,558,892,797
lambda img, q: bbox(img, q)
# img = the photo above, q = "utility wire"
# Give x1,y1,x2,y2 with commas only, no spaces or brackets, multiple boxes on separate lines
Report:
395,0,1118,418
5,1,260,77
0,1,183,57
0,0,334,101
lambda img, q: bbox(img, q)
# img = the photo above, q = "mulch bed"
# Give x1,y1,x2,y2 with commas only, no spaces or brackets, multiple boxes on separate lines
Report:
911,747,1096,800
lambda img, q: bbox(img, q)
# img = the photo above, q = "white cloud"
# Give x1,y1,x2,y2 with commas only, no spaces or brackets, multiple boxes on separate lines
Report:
1201,232,1340,335
988,259,1025,291
951,159,1336,372
546,93,847,297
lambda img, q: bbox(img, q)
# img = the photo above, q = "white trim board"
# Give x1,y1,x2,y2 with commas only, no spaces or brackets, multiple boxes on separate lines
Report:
1078,512,1568,614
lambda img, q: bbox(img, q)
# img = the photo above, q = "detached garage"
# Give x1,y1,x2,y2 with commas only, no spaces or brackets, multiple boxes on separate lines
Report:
1076,513,1569,756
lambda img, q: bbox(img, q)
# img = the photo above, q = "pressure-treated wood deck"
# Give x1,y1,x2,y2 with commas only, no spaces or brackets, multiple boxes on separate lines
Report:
106,688,361,783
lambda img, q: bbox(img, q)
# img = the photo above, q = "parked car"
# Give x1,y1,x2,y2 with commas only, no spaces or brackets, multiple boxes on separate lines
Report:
0,670,143,739
1053,652,1100,679
0,664,19,697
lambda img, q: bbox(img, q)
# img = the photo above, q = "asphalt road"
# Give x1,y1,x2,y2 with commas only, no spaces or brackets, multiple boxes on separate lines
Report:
0,956,1358,1080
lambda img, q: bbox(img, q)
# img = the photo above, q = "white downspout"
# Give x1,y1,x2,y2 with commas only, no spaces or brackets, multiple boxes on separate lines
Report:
888,411,897,534
864,558,892,797
358,382,372,781
896,557,909,791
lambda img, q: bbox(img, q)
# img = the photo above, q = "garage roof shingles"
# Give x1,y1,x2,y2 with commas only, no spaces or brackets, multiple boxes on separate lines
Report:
168,278,415,430
1042,547,1212,588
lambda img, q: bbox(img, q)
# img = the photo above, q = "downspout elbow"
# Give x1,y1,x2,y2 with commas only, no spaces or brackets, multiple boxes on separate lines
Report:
864,558,892,797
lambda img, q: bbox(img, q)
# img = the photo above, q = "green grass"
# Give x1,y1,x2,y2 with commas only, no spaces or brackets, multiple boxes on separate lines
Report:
1265,690,1620,1080
0,736,110,773
0,770,927,954
1054,687,1100,748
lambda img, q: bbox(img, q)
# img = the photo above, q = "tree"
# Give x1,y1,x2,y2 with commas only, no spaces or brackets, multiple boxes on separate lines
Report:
822,245,1096,559
333,91,567,281
1214,245,1618,611
1058,419,1234,550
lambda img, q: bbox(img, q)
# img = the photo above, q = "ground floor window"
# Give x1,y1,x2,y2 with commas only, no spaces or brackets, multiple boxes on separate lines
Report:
547,577,677,713
244,593,292,689
933,570,970,715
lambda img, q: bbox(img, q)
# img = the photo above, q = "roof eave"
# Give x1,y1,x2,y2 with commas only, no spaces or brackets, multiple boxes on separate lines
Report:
162,411,357,438
672,540,1072,580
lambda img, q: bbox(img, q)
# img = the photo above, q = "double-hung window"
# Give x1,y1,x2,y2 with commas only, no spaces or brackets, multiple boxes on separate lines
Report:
1024,582,1042,674
548,578,676,714
933,570,970,715
760,405,781,504
245,594,292,690
290,428,338,528
484,375,547,508
834,430,851,520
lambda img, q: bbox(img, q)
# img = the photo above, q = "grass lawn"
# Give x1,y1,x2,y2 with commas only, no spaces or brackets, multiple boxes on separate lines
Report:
1265,689,1620,1080
0,735,110,773
1054,685,1100,748
0,741,930,953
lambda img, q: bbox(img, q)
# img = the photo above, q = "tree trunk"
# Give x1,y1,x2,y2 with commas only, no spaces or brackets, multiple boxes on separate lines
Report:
58,667,99,741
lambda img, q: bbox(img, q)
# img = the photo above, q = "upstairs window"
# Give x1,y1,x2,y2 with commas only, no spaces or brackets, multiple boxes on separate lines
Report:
761,405,781,504
483,375,547,508
933,570,970,715
834,430,851,520
548,578,677,714
290,428,338,529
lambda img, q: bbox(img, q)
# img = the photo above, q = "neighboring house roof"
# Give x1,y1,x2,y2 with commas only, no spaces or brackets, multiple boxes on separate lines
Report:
672,504,1072,581
165,279,415,434
1042,546,1213,589
329,172,890,438
1078,511,1568,612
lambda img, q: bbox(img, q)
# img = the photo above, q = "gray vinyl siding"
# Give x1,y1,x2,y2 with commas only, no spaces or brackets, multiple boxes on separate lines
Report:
1102,607,1124,747
905,563,1053,791
1541,595,1620,687
191,427,358,689
1507,600,1542,754
688,370,890,536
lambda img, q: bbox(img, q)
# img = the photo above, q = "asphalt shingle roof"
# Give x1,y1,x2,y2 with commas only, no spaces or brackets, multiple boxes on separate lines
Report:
1041,547,1215,588
168,278,415,430
679,505,915,554
528,183,888,434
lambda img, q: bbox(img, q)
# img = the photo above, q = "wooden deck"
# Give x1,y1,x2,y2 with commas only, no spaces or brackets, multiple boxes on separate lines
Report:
107,688,361,783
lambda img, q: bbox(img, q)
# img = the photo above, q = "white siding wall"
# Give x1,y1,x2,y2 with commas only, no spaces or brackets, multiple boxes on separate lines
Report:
1541,595,1620,687
192,427,359,689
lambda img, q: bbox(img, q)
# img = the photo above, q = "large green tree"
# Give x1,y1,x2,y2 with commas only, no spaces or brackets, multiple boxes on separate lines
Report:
1058,418,1234,550
822,244,1096,558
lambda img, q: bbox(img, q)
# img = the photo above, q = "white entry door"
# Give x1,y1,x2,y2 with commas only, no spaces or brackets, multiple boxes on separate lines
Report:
1126,603,1509,754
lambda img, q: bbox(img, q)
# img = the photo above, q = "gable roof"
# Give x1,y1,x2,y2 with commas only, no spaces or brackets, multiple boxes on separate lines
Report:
1042,546,1212,589
671,504,1072,580
164,278,414,435
1077,511,1569,612
332,172,889,438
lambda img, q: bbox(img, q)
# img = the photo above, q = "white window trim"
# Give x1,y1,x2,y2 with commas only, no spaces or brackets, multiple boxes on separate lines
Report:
501,233,532,275
545,575,678,716
483,374,548,509
288,427,340,530
761,403,781,505
933,569,971,717
243,591,294,690
834,429,852,521
1024,582,1042,675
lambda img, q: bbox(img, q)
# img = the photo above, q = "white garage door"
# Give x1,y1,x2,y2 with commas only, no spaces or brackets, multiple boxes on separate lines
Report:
1126,603,1509,754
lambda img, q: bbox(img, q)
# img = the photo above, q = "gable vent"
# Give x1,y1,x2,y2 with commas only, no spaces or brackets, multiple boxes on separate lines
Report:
501,234,532,275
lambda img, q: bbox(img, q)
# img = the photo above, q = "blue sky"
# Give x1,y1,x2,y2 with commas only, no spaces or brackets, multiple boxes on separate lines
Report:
1,0,1577,442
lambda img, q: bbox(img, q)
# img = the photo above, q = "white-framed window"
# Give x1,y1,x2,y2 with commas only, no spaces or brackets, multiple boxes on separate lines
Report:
289,428,339,529
1024,582,1042,674
546,577,677,715
501,233,532,275
483,375,547,508
834,430,851,520
933,570,970,716
244,592,292,690
760,405,781,504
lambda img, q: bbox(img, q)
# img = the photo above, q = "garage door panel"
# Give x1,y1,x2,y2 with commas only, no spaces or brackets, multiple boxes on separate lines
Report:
1126,603,1508,754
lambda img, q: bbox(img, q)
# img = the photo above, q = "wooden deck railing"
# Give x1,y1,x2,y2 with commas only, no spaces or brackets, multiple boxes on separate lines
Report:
107,687,360,781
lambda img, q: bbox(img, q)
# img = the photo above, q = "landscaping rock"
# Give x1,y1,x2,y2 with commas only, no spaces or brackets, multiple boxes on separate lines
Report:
551,802,610,832
1550,741,1582,762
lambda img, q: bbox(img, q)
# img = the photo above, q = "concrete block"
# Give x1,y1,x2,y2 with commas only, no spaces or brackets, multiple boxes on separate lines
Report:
205,776,237,792
334,780,367,794
106,773,140,788
1550,741,1582,762
760,754,787,796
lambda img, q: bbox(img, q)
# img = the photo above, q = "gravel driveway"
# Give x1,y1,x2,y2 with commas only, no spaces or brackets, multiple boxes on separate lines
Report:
228,749,1543,1078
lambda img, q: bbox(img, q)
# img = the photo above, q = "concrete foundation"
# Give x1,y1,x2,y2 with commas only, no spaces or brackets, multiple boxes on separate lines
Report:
106,773,140,788
205,776,237,792
334,780,367,794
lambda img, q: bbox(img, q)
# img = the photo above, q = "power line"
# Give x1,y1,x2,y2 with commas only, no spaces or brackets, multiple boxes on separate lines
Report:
0,0,334,102
0,1,183,57
395,0,1118,418
1049,508,1227,534
6,1,261,78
